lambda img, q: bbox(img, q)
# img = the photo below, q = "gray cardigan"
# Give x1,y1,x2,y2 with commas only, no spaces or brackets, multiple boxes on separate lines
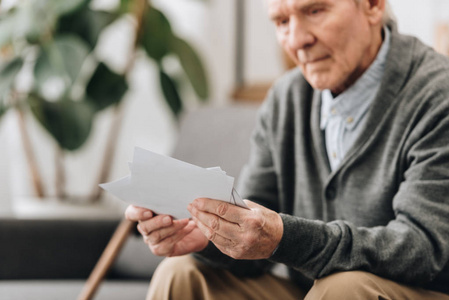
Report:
196,24,449,294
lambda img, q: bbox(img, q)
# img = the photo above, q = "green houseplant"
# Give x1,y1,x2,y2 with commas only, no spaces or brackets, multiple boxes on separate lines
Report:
0,0,209,206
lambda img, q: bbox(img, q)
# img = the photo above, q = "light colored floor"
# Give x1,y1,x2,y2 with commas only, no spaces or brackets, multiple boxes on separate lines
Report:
0,280,149,300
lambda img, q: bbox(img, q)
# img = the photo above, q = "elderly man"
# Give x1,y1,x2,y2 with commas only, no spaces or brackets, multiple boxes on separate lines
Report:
126,0,449,299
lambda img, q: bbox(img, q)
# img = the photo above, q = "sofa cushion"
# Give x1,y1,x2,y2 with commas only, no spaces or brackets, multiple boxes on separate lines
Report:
0,219,120,279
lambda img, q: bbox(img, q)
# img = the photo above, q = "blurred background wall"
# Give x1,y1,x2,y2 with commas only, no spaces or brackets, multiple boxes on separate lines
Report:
1,0,448,214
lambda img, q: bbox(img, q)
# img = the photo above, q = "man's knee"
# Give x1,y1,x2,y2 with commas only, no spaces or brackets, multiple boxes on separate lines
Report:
152,255,203,282
148,255,208,300
306,271,382,300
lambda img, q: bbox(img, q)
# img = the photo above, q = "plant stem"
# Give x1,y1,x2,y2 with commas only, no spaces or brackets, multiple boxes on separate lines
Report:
89,0,148,202
16,106,46,198
54,146,66,199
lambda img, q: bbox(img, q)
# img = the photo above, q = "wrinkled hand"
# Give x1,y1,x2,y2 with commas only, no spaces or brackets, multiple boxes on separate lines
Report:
125,205,209,257
187,198,283,260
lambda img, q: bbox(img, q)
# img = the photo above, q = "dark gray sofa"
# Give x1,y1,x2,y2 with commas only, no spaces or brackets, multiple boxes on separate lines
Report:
0,218,154,299
0,103,259,300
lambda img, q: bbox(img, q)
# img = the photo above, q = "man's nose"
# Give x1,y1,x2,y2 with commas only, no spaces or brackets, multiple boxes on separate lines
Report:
287,17,315,51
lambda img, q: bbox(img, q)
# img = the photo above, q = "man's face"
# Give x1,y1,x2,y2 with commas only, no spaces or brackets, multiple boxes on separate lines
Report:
268,0,383,94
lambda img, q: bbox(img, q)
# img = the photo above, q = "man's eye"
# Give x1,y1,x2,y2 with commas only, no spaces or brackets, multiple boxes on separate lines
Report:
309,8,323,15
277,18,289,26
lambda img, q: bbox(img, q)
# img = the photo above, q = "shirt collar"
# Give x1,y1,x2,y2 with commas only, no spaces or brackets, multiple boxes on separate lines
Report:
320,26,391,131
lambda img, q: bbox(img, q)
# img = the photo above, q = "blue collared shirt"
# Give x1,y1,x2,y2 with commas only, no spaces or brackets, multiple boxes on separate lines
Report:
320,27,391,171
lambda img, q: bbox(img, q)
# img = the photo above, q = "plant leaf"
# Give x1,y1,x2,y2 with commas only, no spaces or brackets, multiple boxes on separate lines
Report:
141,7,174,62
171,37,209,100
86,62,128,111
47,0,89,16
28,94,95,151
0,57,24,99
0,101,6,118
159,69,182,117
57,8,117,49
0,9,18,48
119,0,133,14
34,35,90,95
1,0,88,46
19,2,57,44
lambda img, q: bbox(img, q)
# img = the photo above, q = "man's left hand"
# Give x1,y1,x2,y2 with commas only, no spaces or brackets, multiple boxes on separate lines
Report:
187,198,283,260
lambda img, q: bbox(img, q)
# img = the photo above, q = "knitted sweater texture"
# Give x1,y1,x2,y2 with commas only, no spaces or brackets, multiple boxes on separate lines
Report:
196,23,449,294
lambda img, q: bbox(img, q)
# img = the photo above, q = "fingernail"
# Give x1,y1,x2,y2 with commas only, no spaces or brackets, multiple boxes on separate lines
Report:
143,211,152,218
137,224,146,234
188,204,197,215
163,216,171,225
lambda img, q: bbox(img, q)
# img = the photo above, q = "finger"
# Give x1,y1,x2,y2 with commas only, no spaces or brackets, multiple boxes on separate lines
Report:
150,221,197,256
137,223,147,237
188,204,241,240
194,217,235,249
138,215,173,235
191,198,244,223
125,205,153,221
163,220,197,249
144,218,190,244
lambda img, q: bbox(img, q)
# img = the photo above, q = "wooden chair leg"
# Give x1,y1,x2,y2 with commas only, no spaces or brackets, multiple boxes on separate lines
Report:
77,219,136,300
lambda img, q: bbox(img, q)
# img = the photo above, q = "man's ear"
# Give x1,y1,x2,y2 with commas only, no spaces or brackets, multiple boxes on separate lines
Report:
361,0,385,25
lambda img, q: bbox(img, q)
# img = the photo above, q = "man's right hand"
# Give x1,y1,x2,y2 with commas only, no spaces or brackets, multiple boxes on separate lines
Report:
125,205,209,257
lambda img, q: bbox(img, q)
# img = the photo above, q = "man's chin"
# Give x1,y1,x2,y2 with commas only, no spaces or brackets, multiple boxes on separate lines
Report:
303,73,343,92
305,76,333,91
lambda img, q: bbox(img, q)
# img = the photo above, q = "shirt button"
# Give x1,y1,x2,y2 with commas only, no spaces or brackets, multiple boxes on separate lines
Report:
331,108,337,115
332,152,337,159
346,116,354,124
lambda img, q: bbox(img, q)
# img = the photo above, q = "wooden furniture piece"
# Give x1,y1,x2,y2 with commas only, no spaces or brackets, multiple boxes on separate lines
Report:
77,219,136,300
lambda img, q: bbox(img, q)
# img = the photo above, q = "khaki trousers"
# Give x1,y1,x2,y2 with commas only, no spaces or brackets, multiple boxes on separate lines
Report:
146,255,449,300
